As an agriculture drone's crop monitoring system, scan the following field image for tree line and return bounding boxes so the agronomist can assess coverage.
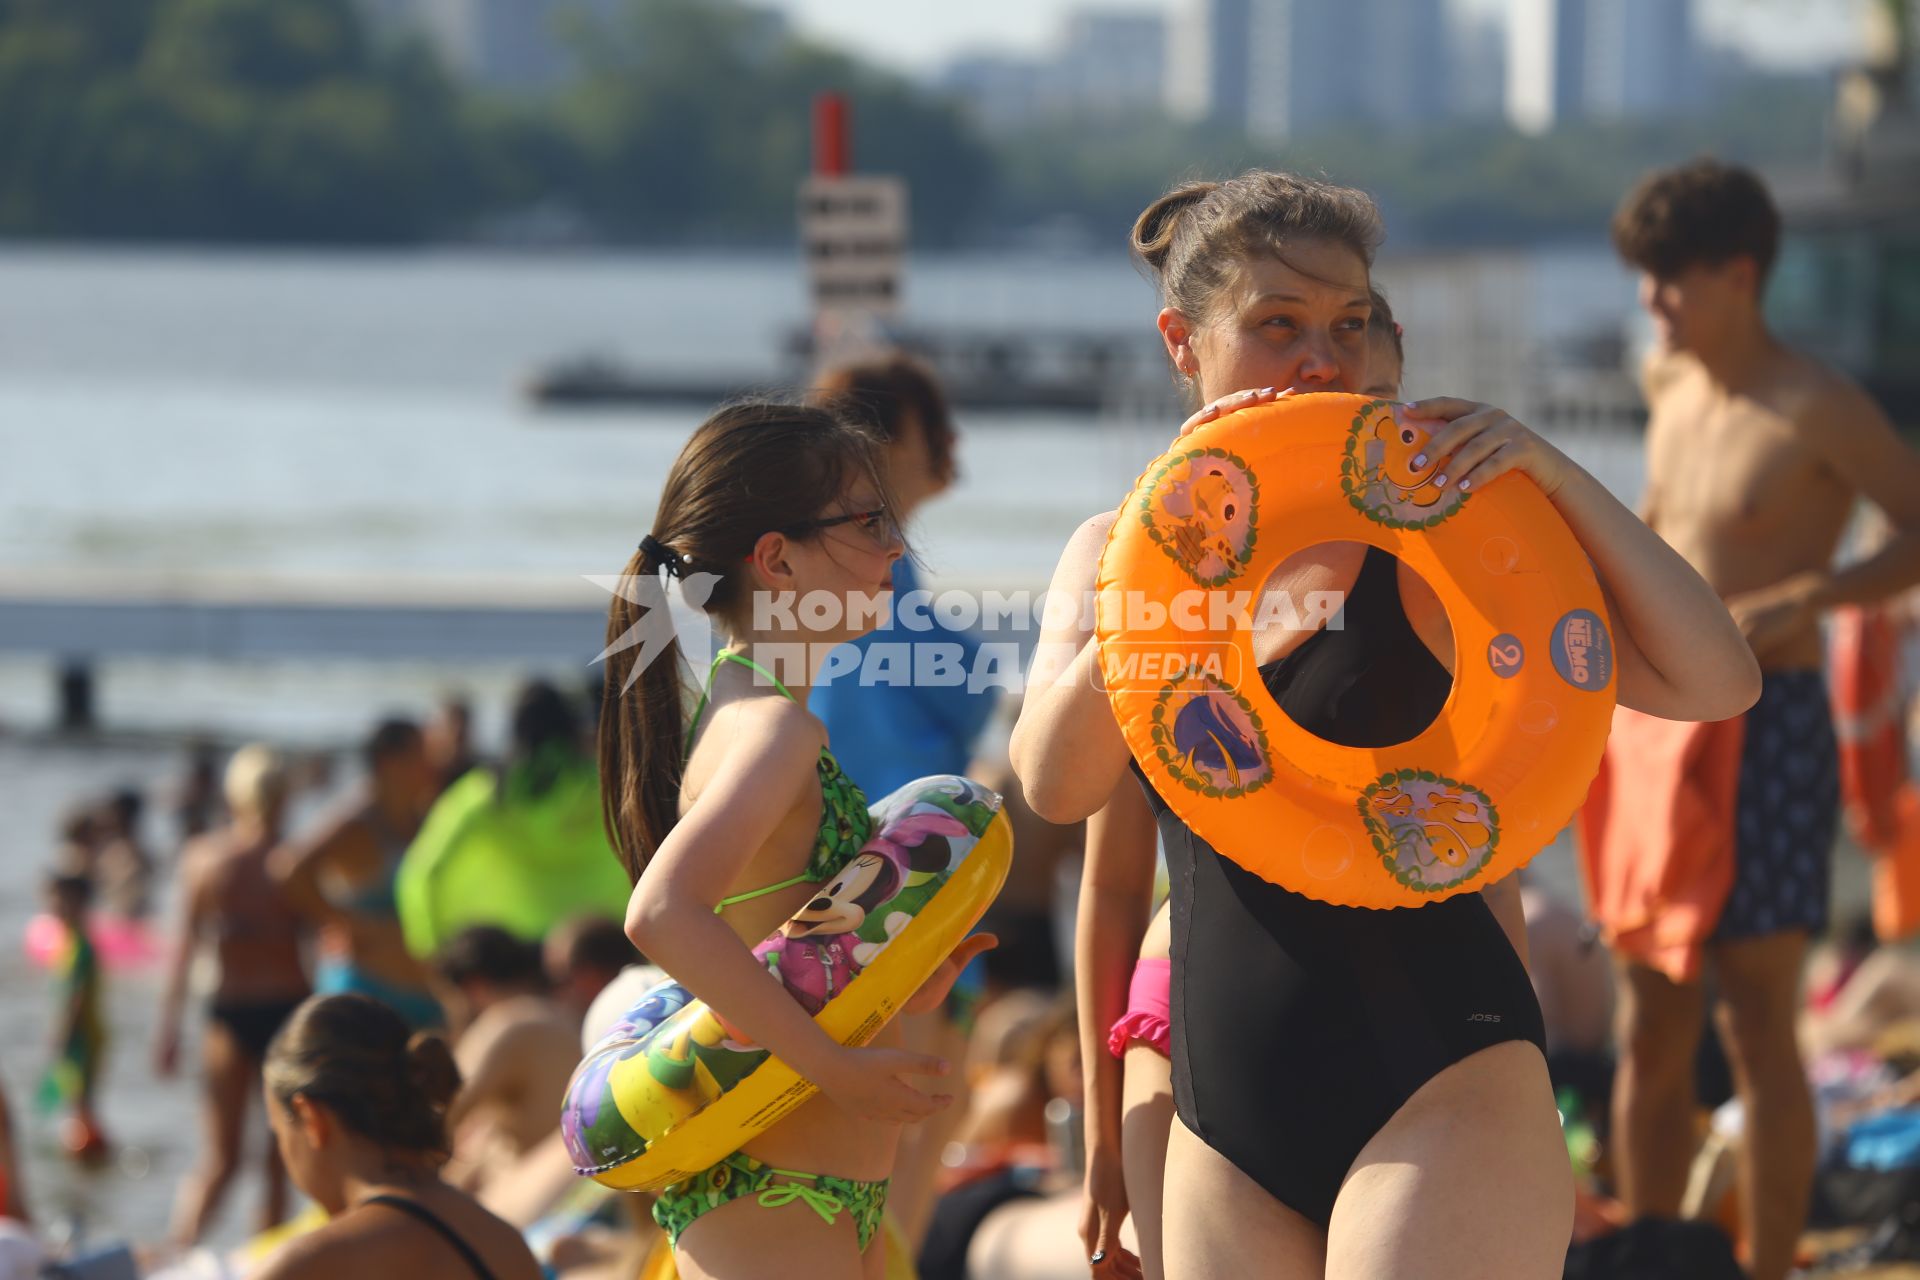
[0,0,1831,248]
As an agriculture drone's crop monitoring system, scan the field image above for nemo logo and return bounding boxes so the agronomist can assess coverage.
[1551,609,1611,692]
[1562,616,1593,683]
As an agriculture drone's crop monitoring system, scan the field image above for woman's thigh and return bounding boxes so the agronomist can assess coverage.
[198,1022,253,1160]
[1327,1041,1571,1280]
[1162,1117,1326,1280]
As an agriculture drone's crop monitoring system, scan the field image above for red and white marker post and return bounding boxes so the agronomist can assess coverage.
[799,92,907,364]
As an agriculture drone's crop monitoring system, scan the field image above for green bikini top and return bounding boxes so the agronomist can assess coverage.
[686,650,873,914]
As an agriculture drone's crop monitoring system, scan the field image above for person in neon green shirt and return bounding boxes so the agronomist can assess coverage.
[397,682,630,961]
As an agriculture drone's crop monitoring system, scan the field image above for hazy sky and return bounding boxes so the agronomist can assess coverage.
[768,0,1867,75]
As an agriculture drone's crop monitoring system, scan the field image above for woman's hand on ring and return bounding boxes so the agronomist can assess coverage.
[1405,397,1574,497]
[1177,386,1293,438]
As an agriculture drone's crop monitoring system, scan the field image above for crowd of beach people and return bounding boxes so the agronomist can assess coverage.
[5,156,1920,1280]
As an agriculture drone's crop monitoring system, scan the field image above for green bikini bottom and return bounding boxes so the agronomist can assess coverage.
[653,1150,890,1252]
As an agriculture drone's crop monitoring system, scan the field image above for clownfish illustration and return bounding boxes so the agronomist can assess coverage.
[1368,786,1493,871]
[1370,789,1415,819]
[1370,413,1447,508]
[1419,794,1492,867]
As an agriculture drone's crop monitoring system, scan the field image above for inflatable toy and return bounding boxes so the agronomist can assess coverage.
[1831,602,1908,852]
[562,775,1010,1191]
[23,913,162,971]
[395,754,631,959]
[1097,393,1615,909]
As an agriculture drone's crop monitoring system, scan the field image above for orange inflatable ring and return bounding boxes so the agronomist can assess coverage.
[1096,392,1616,909]
[1830,603,1908,852]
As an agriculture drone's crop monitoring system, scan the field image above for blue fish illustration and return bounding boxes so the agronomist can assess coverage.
[1173,693,1262,786]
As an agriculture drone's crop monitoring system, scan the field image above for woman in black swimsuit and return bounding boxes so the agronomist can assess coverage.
[1011,171,1763,1278]
[256,994,540,1280]
[156,745,310,1247]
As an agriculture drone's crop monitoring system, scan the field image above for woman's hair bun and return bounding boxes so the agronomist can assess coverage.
[1130,181,1218,276]
[405,1031,462,1112]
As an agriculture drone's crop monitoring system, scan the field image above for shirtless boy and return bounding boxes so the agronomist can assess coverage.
[1608,158,1920,1280]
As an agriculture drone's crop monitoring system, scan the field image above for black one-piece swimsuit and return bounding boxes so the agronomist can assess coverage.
[1135,546,1547,1228]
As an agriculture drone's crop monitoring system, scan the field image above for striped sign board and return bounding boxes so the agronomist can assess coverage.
[799,175,906,318]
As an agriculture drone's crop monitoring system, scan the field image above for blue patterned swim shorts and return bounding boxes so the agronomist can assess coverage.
[1713,669,1840,941]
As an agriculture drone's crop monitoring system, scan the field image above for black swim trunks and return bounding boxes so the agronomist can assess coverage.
[1144,547,1546,1227]
[1712,669,1839,942]
[208,997,306,1062]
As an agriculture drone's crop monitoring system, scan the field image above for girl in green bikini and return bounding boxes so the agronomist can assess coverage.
[599,402,995,1279]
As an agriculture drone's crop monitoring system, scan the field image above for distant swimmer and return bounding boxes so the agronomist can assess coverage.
[95,787,156,923]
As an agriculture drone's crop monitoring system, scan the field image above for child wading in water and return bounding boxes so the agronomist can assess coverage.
[600,403,995,1279]
[42,870,109,1162]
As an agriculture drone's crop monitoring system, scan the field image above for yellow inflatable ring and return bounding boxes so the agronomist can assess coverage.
[561,775,1011,1191]
[1096,392,1615,909]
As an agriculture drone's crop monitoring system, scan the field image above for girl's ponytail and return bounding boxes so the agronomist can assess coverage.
[597,402,890,881]
[599,538,688,882]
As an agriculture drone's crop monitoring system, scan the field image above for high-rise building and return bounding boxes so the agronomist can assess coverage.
[943,8,1167,133]
[1358,0,1447,133]
[1583,0,1699,121]
[1506,0,1586,134]
[1507,0,1701,133]
[939,53,1049,134]
[1449,10,1509,122]
[1166,0,1253,127]
[1243,0,1443,143]
[364,0,638,92]
[1057,9,1168,118]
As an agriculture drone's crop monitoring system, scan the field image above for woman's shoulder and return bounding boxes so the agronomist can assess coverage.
[1074,509,1121,546]
[1040,509,1123,595]
[256,1194,540,1280]
[690,690,830,786]
[717,684,827,744]
[440,1194,545,1280]
[250,1210,399,1279]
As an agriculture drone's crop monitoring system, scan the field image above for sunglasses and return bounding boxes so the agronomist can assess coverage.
[785,506,897,543]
